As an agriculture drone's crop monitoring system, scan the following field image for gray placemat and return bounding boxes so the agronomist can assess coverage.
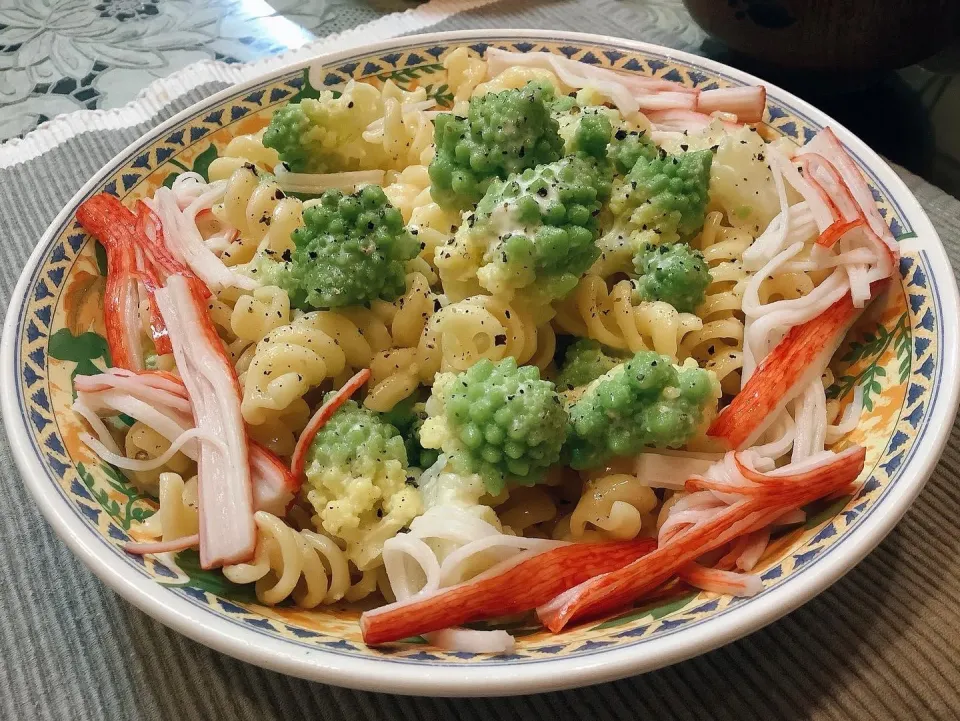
[3,1,960,719]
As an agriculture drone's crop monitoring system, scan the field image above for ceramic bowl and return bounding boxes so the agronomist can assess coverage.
[3,30,959,696]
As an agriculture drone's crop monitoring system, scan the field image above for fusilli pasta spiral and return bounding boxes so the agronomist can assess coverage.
[134,472,199,542]
[418,294,556,380]
[222,511,372,607]
[213,164,302,267]
[241,308,391,425]
[679,212,752,394]
[124,423,193,495]
[554,274,701,361]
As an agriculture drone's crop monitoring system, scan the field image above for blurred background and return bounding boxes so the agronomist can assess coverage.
[1,0,958,194]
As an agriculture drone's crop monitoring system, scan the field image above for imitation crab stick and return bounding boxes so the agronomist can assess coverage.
[76,194,144,370]
[290,368,372,480]
[707,279,888,450]
[816,217,867,249]
[535,447,865,633]
[677,563,762,597]
[155,275,255,568]
[696,85,766,124]
[360,537,657,645]
[75,370,298,517]
[800,127,898,253]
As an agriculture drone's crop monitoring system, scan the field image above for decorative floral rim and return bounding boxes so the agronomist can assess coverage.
[2,30,959,695]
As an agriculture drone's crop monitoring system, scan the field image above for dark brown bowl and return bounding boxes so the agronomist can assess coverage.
[683,0,960,71]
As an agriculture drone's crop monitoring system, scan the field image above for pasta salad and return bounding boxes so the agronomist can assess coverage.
[72,46,897,652]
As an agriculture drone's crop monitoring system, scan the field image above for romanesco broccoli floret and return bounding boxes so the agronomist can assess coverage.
[565,351,720,469]
[556,339,624,391]
[304,398,421,569]
[260,185,418,310]
[569,111,613,159]
[633,242,711,313]
[594,148,713,276]
[419,358,568,495]
[609,128,658,174]
[436,154,610,303]
[428,81,565,211]
[262,82,386,173]
[379,396,439,470]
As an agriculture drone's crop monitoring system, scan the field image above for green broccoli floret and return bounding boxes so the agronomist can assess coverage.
[633,242,711,313]
[305,398,421,569]
[556,339,623,391]
[436,154,610,303]
[565,351,720,469]
[419,358,568,494]
[379,396,439,470]
[261,185,418,310]
[594,148,713,276]
[261,82,387,173]
[570,112,613,159]
[428,81,565,211]
[609,128,658,174]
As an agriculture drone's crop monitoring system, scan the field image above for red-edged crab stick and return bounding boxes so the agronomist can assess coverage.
[76,194,144,370]
[360,537,656,646]
[154,275,255,568]
[708,279,888,450]
[290,368,372,480]
[535,446,865,633]
[76,369,299,519]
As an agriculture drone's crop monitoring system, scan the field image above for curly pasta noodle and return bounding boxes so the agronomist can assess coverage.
[554,275,701,361]
[211,165,302,267]
[418,294,556,380]
[124,423,193,495]
[679,212,752,394]
[383,164,460,275]
[241,309,391,426]
[207,131,279,180]
[554,474,658,541]
[133,472,199,542]
[364,273,437,412]
[443,46,487,102]
[361,81,436,169]
[222,511,373,607]
[495,486,558,536]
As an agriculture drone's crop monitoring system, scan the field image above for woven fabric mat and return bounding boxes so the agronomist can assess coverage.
[2,1,960,718]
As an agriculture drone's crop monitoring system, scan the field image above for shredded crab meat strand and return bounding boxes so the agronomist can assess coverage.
[826,386,864,444]
[74,371,298,514]
[155,275,255,568]
[770,150,835,232]
[290,368,372,480]
[484,47,696,115]
[438,535,568,587]
[146,184,256,292]
[791,380,827,463]
[536,447,865,632]
[677,563,763,596]
[80,428,216,472]
[71,399,121,455]
[696,85,766,123]
[749,411,796,460]
[736,529,771,572]
[75,194,145,370]
[125,534,200,555]
[361,538,656,645]
[80,391,195,455]
[801,127,897,251]
[276,165,386,195]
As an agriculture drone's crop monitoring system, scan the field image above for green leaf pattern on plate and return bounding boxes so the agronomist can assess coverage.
[828,311,911,411]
